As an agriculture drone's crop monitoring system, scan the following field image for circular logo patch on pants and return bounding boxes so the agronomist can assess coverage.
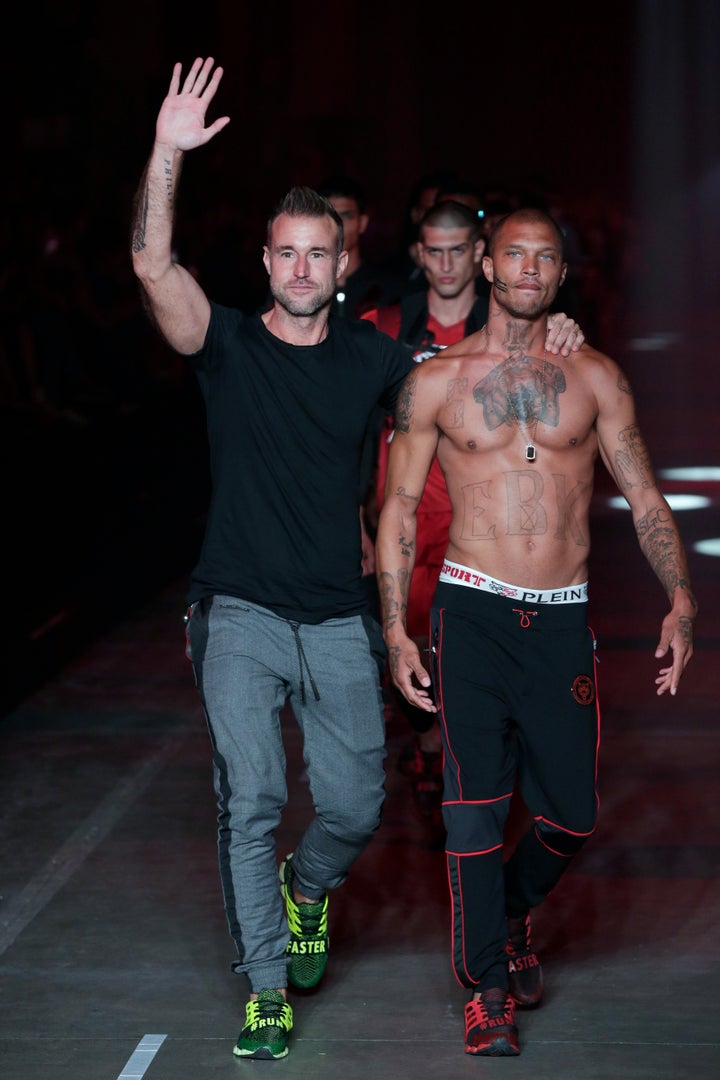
[571,674,595,705]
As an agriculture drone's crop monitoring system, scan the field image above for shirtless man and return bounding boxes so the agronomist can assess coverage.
[364,200,582,839]
[375,208,696,1057]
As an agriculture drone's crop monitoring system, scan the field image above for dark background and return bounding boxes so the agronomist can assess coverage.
[3,0,718,712]
[9,3,636,253]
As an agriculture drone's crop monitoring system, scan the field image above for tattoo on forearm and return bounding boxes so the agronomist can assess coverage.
[131,183,149,254]
[388,644,401,679]
[395,486,421,504]
[635,505,672,540]
[378,568,410,637]
[395,370,418,434]
[399,534,415,557]
[378,571,400,633]
[398,567,410,605]
[636,506,687,597]
[614,425,654,491]
[163,157,174,208]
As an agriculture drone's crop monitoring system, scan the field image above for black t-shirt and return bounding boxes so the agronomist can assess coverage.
[187,305,413,622]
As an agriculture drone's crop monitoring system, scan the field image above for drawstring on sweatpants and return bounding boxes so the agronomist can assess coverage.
[289,622,321,703]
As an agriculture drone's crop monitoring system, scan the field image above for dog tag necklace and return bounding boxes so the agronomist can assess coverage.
[506,356,547,462]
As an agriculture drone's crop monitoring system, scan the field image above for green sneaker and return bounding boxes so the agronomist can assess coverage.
[280,852,329,989]
[233,989,293,1060]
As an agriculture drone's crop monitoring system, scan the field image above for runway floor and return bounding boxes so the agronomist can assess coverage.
[2,477,719,1080]
[2,304,720,1080]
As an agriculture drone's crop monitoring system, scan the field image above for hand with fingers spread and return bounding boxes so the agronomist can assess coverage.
[156,57,231,152]
[131,57,232,356]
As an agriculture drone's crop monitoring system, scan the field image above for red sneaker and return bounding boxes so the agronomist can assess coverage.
[506,913,544,1007]
[464,988,520,1056]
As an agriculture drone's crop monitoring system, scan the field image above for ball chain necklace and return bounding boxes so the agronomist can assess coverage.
[506,355,548,462]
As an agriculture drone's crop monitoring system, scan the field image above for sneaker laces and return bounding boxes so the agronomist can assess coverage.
[506,914,532,957]
[288,896,327,937]
[244,993,292,1032]
[283,857,328,937]
[468,988,513,1025]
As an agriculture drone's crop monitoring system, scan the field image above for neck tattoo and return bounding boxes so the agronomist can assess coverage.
[506,355,548,462]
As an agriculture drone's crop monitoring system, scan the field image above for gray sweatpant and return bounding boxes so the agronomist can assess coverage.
[185,594,387,992]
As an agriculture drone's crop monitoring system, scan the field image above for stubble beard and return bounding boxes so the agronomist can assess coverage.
[270,280,335,318]
[498,285,558,321]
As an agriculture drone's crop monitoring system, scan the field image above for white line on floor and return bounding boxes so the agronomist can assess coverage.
[117,1034,168,1079]
[0,739,182,956]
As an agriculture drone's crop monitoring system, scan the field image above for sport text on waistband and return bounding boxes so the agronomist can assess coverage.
[439,560,588,605]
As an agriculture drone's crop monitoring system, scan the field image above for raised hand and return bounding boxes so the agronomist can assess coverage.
[156,57,230,152]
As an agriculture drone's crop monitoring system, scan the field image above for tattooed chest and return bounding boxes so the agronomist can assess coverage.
[438,352,591,453]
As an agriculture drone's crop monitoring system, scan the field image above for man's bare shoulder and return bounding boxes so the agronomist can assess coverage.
[569,341,613,366]
[411,350,482,403]
[567,342,629,389]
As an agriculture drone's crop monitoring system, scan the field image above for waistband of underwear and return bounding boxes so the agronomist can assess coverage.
[438,560,589,605]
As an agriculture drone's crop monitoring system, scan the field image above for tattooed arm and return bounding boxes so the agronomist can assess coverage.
[131,58,230,354]
[595,359,697,695]
[375,367,441,712]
